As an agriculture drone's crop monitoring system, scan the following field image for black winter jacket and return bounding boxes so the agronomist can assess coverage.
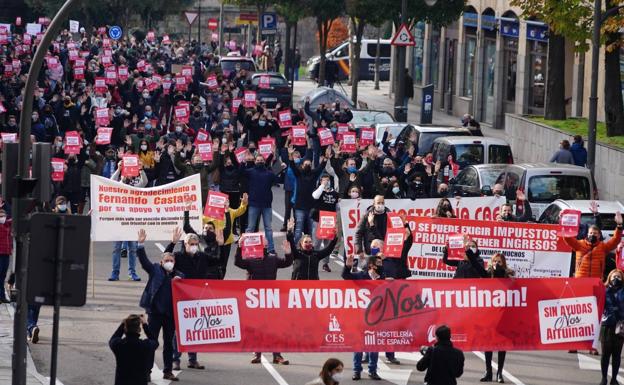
[416,340,464,385]
[234,247,293,280]
[442,247,487,279]
[109,323,158,385]
[288,231,337,280]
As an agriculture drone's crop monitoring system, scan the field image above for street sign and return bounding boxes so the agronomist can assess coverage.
[420,84,434,125]
[108,25,122,40]
[239,12,258,22]
[185,11,198,25]
[208,18,218,30]
[261,12,277,31]
[235,18,258,25]
[390,23,416,46]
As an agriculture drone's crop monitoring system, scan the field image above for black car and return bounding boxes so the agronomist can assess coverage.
[249,73,292,109]
[448,164,507,197]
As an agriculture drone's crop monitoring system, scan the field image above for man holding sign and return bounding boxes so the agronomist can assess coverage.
[563,212,622,278]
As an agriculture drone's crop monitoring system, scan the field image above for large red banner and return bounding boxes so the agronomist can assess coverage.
[173,278,604,353]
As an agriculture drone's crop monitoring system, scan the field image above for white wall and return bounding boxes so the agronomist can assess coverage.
[505,114,624,202]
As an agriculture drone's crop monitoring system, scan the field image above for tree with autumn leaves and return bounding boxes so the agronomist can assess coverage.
[511,0,624,136]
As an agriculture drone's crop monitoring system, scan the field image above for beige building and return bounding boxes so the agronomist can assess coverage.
[406,0,609,129]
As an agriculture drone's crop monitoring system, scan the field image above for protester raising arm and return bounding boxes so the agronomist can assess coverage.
[137,229,155,275]
[164,227,183,253]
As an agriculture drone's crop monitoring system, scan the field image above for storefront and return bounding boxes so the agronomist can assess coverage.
[526,21,549,115]
[480,10,497,124]
[500,13,519,113]
[463,11,478,98]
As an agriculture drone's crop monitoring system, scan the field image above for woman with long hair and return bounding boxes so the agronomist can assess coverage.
[305,358,344,385]
[599,269,624,385]
[481,253,514,383]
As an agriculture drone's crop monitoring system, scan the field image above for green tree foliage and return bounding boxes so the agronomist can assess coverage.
[302,0,345,85]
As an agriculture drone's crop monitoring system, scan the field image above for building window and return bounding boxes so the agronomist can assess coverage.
[428,28,440,88]
[412,22,425,85]
[503,38,518,102]
[528,40,547,112]
[463,36,477,97]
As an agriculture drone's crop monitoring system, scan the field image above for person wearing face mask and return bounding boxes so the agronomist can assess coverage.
[235,235,293,365]
[242,152,285,255]
[599,269,624,385]
[0,209,12,303]
[495,190,532,222]
[354,195,389,260]
[564,212,623,279]
[167,121,189,144]
[287,218,338,280]
[433,198,456,218]
[136,229,183,382]
[279,150,301,231]
[312,174,341,272]
[60,152,83,213]
[154,142,182,186]
[101,147,118,178]
[443,236,488,279]
[305,358,345,385]
[1,115,19,134]
[288,146,328,244]
[481,253,514,383]
[342,254,385,381]
[164,231,216,370]
[30,110,47,142]
[52,196,72,214]
[174,149,220,203]
[329,146,372,199]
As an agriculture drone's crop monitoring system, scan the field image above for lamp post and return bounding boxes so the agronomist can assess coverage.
[588,1,624,175]
[393,0,437,122]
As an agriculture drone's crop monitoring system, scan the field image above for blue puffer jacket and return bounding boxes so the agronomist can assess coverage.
[570,142,588,167]
[601,284,624,327]
[242,164,278,208]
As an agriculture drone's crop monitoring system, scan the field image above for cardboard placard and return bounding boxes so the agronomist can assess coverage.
[174,103,190,123]
[196,142,214,162]
[241,233,265,259]
[203,190,228,220]
[1,132,17,143]
[316,211,337,240]
[559,209,582,237]
[232,98,242,114]
[243,91,256,108]
[122,155,139,177]
[234,147,247,164]
[95,127,113,145]
[51,158,65,182]
[206,74,218,89]
[95,107,110,126]
[337,123,349,140]
[290,126,307,146]
[341,132,356,153]
[94,77,107,94]
[258,75,270,89]
[384,228,405,258]
[258,139,273,160]
[318,128,335,147]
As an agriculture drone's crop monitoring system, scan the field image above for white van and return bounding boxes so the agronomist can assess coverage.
[495,163,597,219]
[307,39,391,81]
[431,137,514,169]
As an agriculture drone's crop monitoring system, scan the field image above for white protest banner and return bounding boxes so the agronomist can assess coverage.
[538,296,599,345]
[405,216,572,279]
[90,174,202,241]
[69,20,79,33]
[26,23,42,36]
[341,197,504,276]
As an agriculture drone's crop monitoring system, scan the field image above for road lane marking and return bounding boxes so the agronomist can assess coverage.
[155,242,165,252]
[473,351,526,385]
[272,210,285,222]
[260,354,290,385]
[578,352,624,382]
[330,254,344,267]
[376,360,413,385]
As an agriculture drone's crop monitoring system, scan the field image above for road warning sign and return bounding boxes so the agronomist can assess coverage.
[391,23,416,46]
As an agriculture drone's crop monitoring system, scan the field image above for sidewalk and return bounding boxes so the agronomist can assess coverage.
[0,303,50,384]
[292,80,508,141]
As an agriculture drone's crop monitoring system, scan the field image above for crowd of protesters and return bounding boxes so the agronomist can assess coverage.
[1,21,624,385]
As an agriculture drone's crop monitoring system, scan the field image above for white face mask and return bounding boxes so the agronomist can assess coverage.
[188,245,199,254]
[350,191,359,199]
[469,247,477,254]
[331,372,344,383]
[374,204,385,213]
[58,204,67,212]
[163,261,174,272]
[140,145,148,151]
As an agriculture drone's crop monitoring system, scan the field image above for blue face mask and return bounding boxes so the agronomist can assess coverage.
[222,119,230,125]
[294,158,302,165]
[347,166,358,174]
[259,120,266,127]
[331,127,337,133]
[145,111,152,117]
[371,247,380,256]
[145,123,152,130]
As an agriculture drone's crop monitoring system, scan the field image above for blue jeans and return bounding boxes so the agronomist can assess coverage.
[172,334,198,363]
[246,206,275,253]
[0,254,9,300]
[354,352,378,373]
[294,209,315,245]
[293,67,299,81]
[112,241,137,276]
[27,303,41,335]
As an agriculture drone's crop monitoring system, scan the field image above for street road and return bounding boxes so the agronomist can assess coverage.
[26,81,617,385]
